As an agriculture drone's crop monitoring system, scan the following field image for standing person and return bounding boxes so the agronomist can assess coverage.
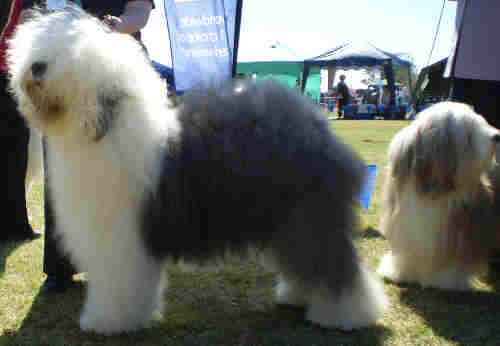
[443,0,500,271]
[40,0,155,294]
[336,74,351,118]
[0,0,42,241]
[84,0,154,42]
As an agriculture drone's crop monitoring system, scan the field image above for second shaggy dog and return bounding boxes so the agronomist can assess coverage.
[377,101,500,290]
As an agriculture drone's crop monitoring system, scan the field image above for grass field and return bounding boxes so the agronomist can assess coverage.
[2,119,500,346]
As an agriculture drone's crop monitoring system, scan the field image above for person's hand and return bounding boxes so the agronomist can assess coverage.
[103,15,122,31]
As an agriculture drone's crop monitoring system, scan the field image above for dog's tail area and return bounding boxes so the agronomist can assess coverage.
[26,128,44,191]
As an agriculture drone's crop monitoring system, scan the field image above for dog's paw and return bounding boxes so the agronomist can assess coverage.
[79,313,102,334]
[376,253,400,282]
[275,280,308,307]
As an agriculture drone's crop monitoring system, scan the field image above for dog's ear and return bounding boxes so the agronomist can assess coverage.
[390,139,414,183]
[84,87,124,141]
[413,120,459,196]
[389,128,417,186]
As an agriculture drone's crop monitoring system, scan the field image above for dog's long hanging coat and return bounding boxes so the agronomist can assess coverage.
[8,6,387,334]
[377,101,500,290]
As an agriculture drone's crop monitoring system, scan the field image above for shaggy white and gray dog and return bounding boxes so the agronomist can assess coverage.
[8,7,387,334]
[377,101,500,290]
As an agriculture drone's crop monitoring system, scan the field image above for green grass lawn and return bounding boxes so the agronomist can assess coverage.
[2,119,500,346]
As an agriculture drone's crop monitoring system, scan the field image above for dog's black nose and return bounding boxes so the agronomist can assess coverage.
[31,61,47,79]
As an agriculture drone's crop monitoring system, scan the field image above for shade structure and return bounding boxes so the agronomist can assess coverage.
[301,42,413,113]
[237,43,322,101]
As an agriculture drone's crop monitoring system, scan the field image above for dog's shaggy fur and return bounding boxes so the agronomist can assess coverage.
[8,7,387,334]
[377,101,500,290]
[25,127,43,190]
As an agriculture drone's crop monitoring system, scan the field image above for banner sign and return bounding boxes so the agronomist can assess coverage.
[47,0,67,11]
[164,0,242,92]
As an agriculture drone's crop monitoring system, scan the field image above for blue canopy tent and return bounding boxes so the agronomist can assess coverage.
[301,42,413,117]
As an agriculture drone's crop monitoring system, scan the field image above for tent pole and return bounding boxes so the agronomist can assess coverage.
[231,0,244,77]
[384,61,396,119]
[301,62,310,93]
[407,67,413,104]
[331,68,338,90]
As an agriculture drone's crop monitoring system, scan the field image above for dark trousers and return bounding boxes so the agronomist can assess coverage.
[451,78,500,129]
[0,71,31,239]
[338,98,348,116]
[452,78,500,264]
[42,140,77,277]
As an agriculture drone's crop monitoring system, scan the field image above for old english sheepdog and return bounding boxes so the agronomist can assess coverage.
[377,101,500,290]
[8,7,387,334]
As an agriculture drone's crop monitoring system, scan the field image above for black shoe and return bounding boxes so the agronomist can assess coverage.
[19,228,42,240]
[39,275,75,295]
[3,226,42,241]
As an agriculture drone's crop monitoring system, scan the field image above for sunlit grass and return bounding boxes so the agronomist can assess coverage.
[2,119,500,345]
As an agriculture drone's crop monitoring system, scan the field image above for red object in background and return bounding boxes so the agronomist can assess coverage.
[0,0,22,71]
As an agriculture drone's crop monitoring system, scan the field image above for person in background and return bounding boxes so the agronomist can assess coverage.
[336,74,351,118]
[0,0,42,241]
[40,0,155,294]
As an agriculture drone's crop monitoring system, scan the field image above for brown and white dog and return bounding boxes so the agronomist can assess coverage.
[377,101,500,290]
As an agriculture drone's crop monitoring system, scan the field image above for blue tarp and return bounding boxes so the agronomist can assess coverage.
[360,164,377,210]
[307,42,412,69]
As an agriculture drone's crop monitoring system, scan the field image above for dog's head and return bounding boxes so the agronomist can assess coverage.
[7,6,165,142]
[389,101,500,197]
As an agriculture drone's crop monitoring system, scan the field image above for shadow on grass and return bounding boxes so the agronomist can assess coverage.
[398,282,500,345]
[487,260,500,289]
[0,239,28,276]
[359,226,385,239]
[1,265,393,346]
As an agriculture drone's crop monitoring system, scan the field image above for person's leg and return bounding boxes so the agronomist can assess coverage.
[338,99,345,118]
[452,78,500,274]
[40,139,77,293]
[0,71,40,241]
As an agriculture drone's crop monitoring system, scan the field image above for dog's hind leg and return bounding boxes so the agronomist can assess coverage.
[306,263,387,330]
[270,206,387,330]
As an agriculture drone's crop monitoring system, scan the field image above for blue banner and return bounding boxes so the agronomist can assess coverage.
[164,0,241,92]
